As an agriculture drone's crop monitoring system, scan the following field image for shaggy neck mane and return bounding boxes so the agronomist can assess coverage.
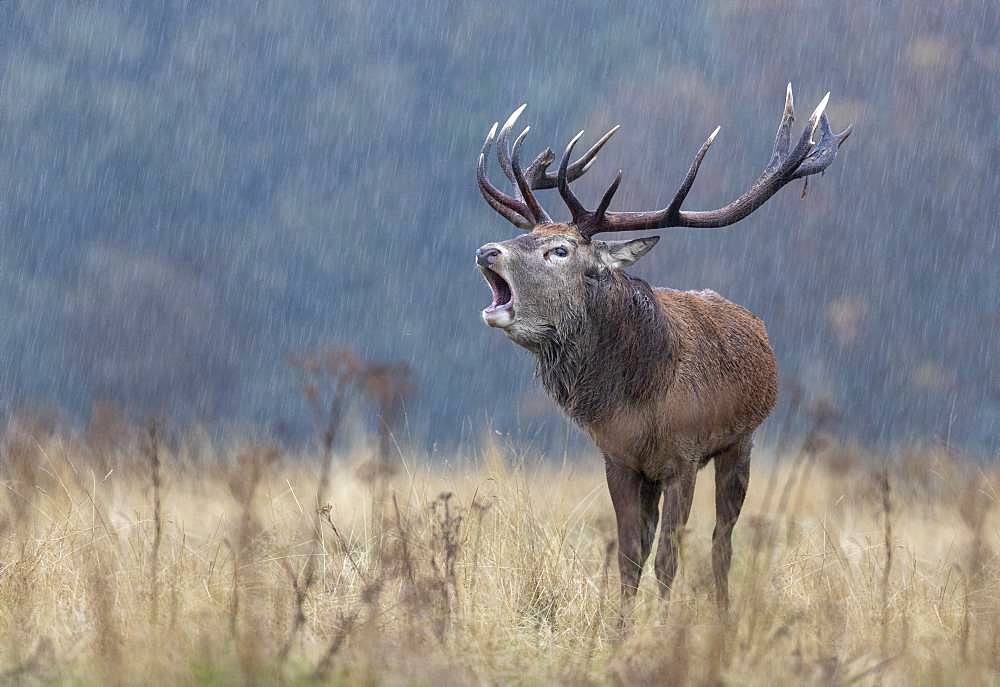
[533,270,674,425]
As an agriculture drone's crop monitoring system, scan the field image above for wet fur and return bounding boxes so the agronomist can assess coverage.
[480,222,777,615]
[532,268,777,480]
[539,270,777,616]
[533,269,672,426]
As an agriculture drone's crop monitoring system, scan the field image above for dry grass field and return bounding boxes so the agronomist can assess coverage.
[1,417,998,686]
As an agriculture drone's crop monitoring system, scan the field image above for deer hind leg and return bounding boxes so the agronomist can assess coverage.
[605,456,661,623]
[712,437,752,615]
[654,465,696,603]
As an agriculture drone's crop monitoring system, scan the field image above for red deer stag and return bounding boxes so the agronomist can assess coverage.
[474,85,851,618]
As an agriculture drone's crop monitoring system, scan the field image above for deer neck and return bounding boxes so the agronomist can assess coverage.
[533,271,675,426]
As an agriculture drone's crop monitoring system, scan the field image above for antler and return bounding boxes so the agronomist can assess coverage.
[477,104,619,229]
[563,84,852,240]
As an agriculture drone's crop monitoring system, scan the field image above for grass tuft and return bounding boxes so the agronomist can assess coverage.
[0,421,997,685]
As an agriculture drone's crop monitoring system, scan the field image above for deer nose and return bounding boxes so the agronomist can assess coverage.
[476,246,502,267]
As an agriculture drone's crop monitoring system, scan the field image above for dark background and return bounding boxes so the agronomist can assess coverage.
[0,2,996,453]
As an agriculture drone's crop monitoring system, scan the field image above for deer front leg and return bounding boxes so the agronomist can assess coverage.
[654,465,696,604]
[605,456,661,627]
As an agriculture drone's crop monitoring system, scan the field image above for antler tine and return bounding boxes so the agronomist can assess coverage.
[477,122,534,230]
[510,127,552,224]
[496,104,527,186]
[835,123,853,147]
[480,175,534,229]
[765,83,795,176]
[495,105,559,213]
[554,130,627,235]
[581,87,851,236]
[523,125,621,190]
[523,147,556,187]
[557,131,589,223]
[665,126,720,218]
[593,170,622,222]
[790,112,850,180]
[567,125,621,178]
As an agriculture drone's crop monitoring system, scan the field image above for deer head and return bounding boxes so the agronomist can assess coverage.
[475,86,851,347]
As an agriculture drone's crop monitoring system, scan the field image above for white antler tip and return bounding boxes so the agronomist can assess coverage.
[807,93,830,144]
[509,126,531,155]
[502,104,527,131]
[708,126,721,144]
[487,122,498,138]
[810,92,830,123]
[785,83,794,112]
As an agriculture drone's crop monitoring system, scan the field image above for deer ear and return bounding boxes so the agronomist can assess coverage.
[598,236,660,269]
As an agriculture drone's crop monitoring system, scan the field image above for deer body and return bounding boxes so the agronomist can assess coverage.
[580,287,777,477]
[473,88,849,617]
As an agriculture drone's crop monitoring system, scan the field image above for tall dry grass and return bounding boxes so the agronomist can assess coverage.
[0,416,998,685]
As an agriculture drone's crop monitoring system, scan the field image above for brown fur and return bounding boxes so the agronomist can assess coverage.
[576,283,777,619]
[589,289,777,470]
[478,222,777,618]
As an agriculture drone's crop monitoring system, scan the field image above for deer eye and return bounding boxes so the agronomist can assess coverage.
[546,246,569,260]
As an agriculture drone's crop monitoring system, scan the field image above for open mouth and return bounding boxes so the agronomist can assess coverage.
[480,266,514,327]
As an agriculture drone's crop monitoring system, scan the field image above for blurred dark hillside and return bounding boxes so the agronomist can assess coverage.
[0,1,996,451]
